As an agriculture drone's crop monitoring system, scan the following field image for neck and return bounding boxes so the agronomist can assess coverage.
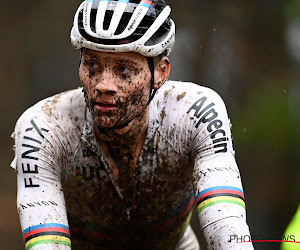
[93,107,149,153]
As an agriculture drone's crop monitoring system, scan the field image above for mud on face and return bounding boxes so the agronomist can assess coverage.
[79,49,152,129]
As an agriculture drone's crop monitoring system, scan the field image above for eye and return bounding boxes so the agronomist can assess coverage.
[87,61,98,69]
[117,65,132,75]
[82,58,100,70]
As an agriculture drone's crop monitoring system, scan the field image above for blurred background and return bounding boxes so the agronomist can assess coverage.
[1,0,299,249]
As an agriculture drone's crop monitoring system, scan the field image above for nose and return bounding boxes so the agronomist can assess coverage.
[95,69,118,94]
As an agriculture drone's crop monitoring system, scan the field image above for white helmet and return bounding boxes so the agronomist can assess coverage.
[70,0,175,57]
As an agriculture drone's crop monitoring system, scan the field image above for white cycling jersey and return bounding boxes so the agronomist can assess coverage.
[12,80,254,250]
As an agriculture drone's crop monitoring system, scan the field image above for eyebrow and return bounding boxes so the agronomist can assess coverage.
[83,53,98,61]
[117,59,139,65]
[83,52,140,66]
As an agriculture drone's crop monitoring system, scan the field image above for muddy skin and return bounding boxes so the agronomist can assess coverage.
[80,49,152,187]
[80,50,151,128]
[95,108,149,190]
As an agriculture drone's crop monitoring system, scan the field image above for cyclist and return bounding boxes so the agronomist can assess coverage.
[11,0,254,249]
[281,204,300,250]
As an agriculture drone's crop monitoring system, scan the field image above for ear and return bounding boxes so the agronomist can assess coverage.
[153,56,170,89]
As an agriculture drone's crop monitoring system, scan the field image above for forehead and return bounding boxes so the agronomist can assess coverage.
[82,49,147,64]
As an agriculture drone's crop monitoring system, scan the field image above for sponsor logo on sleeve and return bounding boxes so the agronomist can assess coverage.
[187,96,228,154]
[18,200,59,212]
[20,119,49,188]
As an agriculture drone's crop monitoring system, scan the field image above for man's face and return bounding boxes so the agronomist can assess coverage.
[79,49,151,129]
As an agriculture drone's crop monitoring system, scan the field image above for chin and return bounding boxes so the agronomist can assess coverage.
[93,116,123,129]
[94,117,116,129]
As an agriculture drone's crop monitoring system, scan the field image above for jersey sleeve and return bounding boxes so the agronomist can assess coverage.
[187,88,254,249]
[12,108,72,250]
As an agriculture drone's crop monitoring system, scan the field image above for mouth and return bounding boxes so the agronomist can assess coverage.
[94,102,119,112]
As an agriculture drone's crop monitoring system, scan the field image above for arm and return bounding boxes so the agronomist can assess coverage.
[13,110,71,250]
[188,89,254,249]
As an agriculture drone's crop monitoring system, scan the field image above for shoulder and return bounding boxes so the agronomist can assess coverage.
[14,88,86,145]
[15,88,85,128]
[12,88,86,170]
[153,80,230,153]
[155,80,227,118]
[156,80,224,106]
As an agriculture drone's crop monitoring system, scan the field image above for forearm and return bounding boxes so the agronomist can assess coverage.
[18,187,71,250]
[189,89,254,249]
[13,114,71,250]
[203,216,253,249]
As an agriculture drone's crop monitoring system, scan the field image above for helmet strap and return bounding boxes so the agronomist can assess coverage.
[146,57,157,105]
[105,57,157,129]
[79,48,83,67]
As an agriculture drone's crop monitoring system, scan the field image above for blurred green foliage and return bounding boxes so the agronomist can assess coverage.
[233,83,299,152]
[285,0,300,21]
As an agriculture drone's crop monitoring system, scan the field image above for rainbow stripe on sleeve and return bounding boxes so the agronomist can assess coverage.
[196,186,245,215]
[23,223,71,250]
